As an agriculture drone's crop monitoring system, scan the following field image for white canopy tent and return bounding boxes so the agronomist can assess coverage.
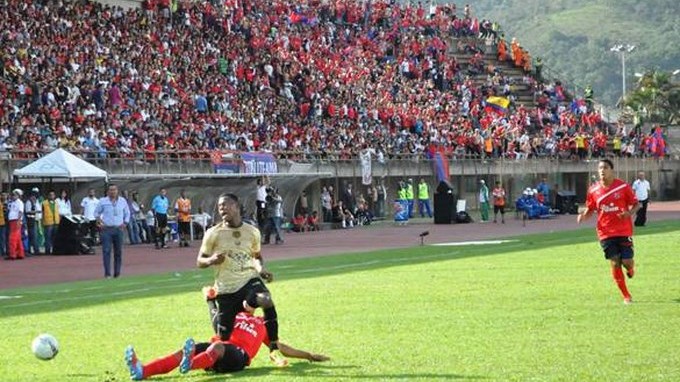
[13,149,108,182]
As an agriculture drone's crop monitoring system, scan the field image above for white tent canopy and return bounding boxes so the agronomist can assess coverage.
[13,149,108,180]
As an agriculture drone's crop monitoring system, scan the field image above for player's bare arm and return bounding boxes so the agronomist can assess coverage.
[277,342,330,362]
[197,252,225,268]
[577,207,594,223]
[253,251,274,282]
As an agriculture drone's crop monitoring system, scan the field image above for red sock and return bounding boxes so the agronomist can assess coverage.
[191,347,219,370]
[143,354,180,378]
[611,267,631,299]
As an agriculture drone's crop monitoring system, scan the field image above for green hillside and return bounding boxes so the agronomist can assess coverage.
[447,0,680,106]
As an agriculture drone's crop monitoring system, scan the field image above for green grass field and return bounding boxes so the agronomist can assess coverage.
[1,222,680,382]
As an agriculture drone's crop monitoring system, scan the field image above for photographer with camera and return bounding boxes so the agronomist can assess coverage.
[255,177,270,231]
[262,187,284,245]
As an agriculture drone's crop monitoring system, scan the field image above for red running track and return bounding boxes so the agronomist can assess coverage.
[1,201,679,289]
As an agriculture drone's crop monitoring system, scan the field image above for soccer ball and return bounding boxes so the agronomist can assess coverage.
[31,334,59,360]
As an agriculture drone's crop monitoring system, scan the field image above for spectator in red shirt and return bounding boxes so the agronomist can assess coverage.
[306,210,320,231]
[577,159,641,304]
[291,214,307,233]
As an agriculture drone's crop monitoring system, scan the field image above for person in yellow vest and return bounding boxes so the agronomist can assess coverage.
[417,178,432,218]
[41,190,60,256]
[0,193,7,259]
[395,181,408,224]
[612,135,622,157]
[397,182,407,201]
[405,178,415,218]
[574,133,586,160]
[174,190,192,247]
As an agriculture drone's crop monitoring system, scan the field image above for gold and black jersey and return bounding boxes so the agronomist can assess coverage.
[200,222,262,294]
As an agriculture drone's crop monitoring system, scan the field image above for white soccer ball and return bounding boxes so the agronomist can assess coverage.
[31,334,59,360]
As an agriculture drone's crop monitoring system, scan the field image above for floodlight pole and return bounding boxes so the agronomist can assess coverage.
[610,44,635,105]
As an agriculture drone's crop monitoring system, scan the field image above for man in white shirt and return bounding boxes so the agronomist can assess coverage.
[8,189,25,260]
[631,172,651,227]
[255,176,269,230]
[81,188,100,244]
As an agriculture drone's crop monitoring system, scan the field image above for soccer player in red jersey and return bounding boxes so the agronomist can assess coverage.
[577,159,641,304]
[124,308,329,380]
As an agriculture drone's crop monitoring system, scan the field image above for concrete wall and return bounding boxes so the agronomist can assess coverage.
[94,0,143,9]
[71,174,327,221]
[5,157,677,222]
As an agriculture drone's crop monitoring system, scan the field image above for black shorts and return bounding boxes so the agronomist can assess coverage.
[155,213,168,230]
[494,205,505,214]
[179,221,190,235]
[600,236,634,260]
[195,342,249,373]
[215,278,269,339]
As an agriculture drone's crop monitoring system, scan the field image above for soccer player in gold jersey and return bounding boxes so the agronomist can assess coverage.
[197,193,287,367]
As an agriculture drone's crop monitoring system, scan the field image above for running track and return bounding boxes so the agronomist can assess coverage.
[1,202,679,289]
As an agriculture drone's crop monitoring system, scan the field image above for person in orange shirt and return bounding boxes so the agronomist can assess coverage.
[174,190,192,248]
[0,193,7,259]
[523,51,532,73]
[510,38,520,63]
[497,37,507,62]
[484,135,493,158]
[514,47,524,68]
[492,181,506,224]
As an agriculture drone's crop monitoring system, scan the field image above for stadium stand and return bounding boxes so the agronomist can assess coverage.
[0,0,667,163]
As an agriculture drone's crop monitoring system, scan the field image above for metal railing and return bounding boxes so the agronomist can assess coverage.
[1,148,668,163]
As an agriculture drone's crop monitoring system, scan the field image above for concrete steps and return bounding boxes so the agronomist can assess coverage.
[447,37,576,110]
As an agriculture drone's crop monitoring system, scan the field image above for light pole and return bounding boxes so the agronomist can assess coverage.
[610,44,635,105]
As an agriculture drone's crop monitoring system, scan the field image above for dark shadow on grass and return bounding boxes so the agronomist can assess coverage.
[1,221,679,318]
[147,363,486,380]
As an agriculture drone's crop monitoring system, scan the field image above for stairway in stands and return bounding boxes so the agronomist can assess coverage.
[447,37,536,110]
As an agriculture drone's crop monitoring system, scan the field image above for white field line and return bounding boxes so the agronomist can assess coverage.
[287,252,460,274]
[15,273,204,295]
[1,235,588,309]
[1,283,195,309]
[431,240,518,246]
[1,251,463,309]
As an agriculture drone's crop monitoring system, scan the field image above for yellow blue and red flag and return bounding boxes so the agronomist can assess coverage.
[485,96,510,114]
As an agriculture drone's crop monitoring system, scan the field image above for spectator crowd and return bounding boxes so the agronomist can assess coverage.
[0,185,211,260]
[0,0,667,164]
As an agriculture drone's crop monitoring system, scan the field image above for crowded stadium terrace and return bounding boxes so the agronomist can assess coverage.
[0,0,660,162]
